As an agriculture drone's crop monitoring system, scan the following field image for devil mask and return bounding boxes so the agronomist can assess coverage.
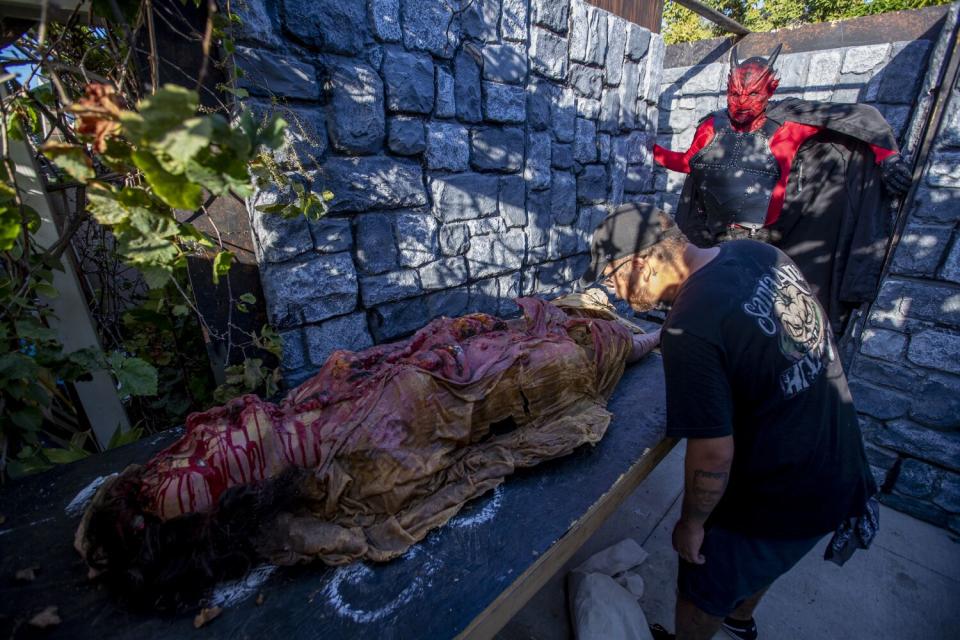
[727,44,782,129]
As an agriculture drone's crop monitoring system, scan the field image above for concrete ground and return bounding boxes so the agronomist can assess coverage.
[497,442,960,640]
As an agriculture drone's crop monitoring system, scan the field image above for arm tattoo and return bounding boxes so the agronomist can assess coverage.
[683,469,729,523]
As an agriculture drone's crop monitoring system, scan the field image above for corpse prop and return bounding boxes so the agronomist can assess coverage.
[75,296,642,607]
[655,44,913,332]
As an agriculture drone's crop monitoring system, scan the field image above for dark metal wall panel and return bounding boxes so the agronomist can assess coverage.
[588,0,664,33]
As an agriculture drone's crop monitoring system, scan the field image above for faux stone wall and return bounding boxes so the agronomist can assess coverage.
[654,40,931,215]
[851,12,960,535]
[227,0,663,386]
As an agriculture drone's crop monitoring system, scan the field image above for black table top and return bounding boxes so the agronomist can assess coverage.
[0,355,668,639]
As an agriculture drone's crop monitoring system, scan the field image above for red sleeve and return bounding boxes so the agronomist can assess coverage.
[653,116,716,174]
[766,121,822,225]
[869,144,897,163]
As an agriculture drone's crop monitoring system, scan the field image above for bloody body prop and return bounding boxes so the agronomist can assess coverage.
[75,297,635,606]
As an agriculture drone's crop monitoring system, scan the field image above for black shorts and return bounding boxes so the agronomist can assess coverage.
[677,525,824,617]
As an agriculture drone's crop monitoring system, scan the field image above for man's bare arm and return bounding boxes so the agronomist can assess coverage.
[681,436,734,525]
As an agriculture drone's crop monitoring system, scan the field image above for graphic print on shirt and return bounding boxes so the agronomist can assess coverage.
[742,263,830,398]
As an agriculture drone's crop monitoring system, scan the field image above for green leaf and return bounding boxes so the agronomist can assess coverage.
[42,143,95,181]
[87,186,132,225]
[239,292,257,304]
[131,150,203,210]
[15,319,58,342]
[34,282,59,299]
[154,116,215,173]
[172,304,189,316]
[212,250,234,285]
[120,85,199,144]
[110,354,158,396]
[0,203,21,251]
[107,424,144,449]
[10,406,43,432]
[139,264,172,289]
[0,352,40,381]
[256,115,287,150]
[43,444,90,464]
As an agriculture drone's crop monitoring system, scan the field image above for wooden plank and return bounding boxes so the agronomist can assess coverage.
[456,436,677,640]
[0,355,669,639]
[588,0,665,33]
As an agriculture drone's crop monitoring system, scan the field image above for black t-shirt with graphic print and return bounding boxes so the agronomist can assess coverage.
[661,240,876,538]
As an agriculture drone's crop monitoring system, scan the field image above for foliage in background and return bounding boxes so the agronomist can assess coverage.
[662,0,953,44]
[0,1,328,479]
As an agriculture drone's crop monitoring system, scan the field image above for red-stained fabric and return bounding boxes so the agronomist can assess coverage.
[653,116,716,174]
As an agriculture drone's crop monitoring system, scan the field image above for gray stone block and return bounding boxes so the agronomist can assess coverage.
[910,372,960,428]
[849,379,911,421]
[941,233,960,284]
[309,216,353,253]
[891,224,952,277]
[279,327,308,372]
[873,418,960,473]
[262,252,357,328]
[574,117,597,163]
[501,0,528,42]
[471,126,525,172]
[625,162,652,194]
[526,188,552,261]
[850,354,925,392]
[281,0,367,54]
[530,27,568,81]
[912,185,960,223]
[859,327,907,362]
[248,100,328,167]
[235,46,319,100]
[499,175,527,227]
[570,63,603,99]
[569,0,588,63]
[369,296,428,341]
[553,88,577,142]
[425,285,472,319]
[462,0,500,42]
[439,223,470,256]
[355,213,398,275]
[552,142,574,169]
[881,492,949,529]
[466,228,525,278]
[482,42,528,84]
[619,61,641,128]
[305,312,374,366]
[401,0,458,57]
[585,6,607,66]
[577,164,607,204]
[483,81,526,123]
[598,133,611,163]
[933,472,960,513]
[467,215,506,238]
[870,277,960,330]
[470,276,501,316]
[600,89,620,133]
[803,50,843,102]
[640,36,664,104]
[927,150,960,188]
[369,0,402,42]
[366,45,383,70]
[430,173,499,222]
[532,0,568,33]
[625,23,650,61]
[526,132,553,190]
[877,103,912,143]
[314,156,427,213]
[894,458,940,500]
[325,57,384,154]
[419,256,469,290]
[395,211,438,268]
[455,50,483,123]
[527,77,557,131]
[842,43,890,74]
[605,19,626,86]
[383,49,435,114]
[250,187,314,263]
[878,40,931,105]
[498,271,522,316]
[229,0,281,49]
[552,171,577,224]
[426,122,470,171]
[360,268,421,306]
[435,66,456,118]
[387,116,426,155]
[577,97,602,119]
[576,204,608,252]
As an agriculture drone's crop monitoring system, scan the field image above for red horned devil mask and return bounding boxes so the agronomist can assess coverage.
[726,44,782,129]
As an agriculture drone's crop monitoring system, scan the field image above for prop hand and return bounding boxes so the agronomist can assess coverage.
[628,328,661,363]
[672,519,706,565]
[881,153,912,195]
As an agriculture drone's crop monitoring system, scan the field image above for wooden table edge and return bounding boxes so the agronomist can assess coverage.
[455,436,679,640]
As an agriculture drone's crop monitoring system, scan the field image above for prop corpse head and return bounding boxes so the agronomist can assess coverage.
[726,44,783,129]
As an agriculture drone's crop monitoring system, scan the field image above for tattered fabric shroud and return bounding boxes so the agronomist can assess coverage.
[75,296,638,607]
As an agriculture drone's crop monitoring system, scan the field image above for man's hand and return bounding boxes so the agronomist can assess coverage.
[880,153,912,195]
[627,328,661,363]
[672,519,706,565]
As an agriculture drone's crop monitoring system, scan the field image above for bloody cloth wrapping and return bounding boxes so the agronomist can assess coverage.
[75,297,635,602]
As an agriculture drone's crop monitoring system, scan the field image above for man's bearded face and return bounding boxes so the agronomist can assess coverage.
[726,63,779,127]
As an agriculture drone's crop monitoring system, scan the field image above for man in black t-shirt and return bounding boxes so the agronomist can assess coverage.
[580,203,876,640]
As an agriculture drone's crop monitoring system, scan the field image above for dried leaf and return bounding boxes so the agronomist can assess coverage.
[15,566,38,582]
[71,83,124,153]
[193,606,222,628]
[28,606,60,628]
